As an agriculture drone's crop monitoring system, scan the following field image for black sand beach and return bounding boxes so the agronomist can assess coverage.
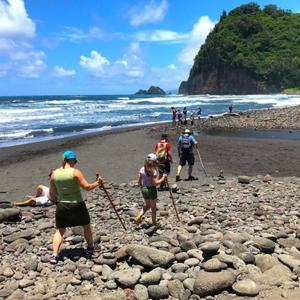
[1,106,300,202]
[1,105,300,300]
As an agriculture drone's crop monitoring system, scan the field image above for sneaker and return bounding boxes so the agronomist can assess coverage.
[176,176,181,182]
[49,254,59,264]
[86,244,103,255]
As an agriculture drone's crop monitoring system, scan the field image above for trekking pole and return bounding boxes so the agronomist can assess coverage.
[164,177,181,223]
[96,174,127,231]
[196,146,208,176]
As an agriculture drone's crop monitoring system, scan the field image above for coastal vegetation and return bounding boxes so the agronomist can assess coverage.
[180,3,300,94]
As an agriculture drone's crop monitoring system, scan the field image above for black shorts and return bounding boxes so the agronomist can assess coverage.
[157,159,171,175]
[56,201,90,228]
[180,153,195,166]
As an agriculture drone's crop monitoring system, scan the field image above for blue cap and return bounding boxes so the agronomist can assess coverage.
[63,150,77,161]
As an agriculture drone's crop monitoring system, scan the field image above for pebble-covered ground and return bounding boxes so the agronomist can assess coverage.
[1,173,300,300]
[198,105,300,131]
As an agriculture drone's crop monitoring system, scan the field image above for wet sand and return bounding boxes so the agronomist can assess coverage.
[1,121,300,203]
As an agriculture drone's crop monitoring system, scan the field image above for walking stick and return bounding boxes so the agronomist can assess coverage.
[96,174,127,231]
[164,177,181,223]
[195,146,208,176]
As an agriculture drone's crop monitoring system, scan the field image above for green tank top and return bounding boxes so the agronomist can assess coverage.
[54,168,83,203]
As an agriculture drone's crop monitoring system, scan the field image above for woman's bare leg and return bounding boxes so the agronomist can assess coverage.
[135,200,151,223]
[14,198,36,206]
[150,200,157,225]
[83,224,93,248]
[52,228,66,254]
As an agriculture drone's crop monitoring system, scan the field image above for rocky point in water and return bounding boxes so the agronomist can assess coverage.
[135,86,166,95]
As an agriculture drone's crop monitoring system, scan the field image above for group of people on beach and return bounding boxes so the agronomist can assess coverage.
[15,128,199,264]
[171,106,202,126]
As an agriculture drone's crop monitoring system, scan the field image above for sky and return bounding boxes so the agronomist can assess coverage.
[0,0,299,95]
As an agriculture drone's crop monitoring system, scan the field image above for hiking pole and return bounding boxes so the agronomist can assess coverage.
[96,174,127,231]
[164,177,181,223]
[195,146,208,176]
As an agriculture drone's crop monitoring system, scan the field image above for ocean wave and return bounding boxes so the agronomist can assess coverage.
[45,99,82,105]
[117,97,130,100]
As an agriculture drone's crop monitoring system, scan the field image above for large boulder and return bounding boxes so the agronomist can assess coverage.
[0,208,21,223]
[3,229,38,243]
[111,268,141,288]
[193,269,236,296]
[126,244,175,269]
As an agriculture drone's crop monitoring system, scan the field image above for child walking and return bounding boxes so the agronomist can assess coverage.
[135,153,167,227]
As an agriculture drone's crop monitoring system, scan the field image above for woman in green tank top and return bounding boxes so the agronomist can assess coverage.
[49,150,103,264]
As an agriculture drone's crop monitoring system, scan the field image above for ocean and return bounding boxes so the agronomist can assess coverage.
[1,93,300,148]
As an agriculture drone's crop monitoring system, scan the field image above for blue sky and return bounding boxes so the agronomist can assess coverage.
[0,0,299,95]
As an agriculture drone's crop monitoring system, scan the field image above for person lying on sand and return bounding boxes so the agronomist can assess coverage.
[14,171,55,207]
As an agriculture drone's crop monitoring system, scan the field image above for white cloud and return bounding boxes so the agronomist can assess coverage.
[79,51,110,77]
[17,51,46,78]
[178,16,215,66]
[0,0,46,78]
[130,0,168,26]
[80,43,144,79]
[0,0,35,39]
[59,26,104,42]
[53,66,76,77]
[134,30,188,43]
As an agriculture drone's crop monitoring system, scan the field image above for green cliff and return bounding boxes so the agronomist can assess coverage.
[180,3,300,94]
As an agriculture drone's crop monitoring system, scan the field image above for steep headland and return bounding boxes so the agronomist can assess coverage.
[180,3,300,95]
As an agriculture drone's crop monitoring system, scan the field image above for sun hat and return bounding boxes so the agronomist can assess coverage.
[184,129,190,134]
[147,153,157,161]
[63,150,78,161]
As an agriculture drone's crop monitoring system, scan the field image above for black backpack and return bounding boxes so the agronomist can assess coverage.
[181,135,191,153]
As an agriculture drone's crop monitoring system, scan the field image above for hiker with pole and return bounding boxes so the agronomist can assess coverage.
[176,129,198,182]
[134,153,167,228]
[49,150,103,264]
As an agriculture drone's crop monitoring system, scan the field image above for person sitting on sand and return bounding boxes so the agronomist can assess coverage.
[176,129,198,182]
[48,150,103,264]
[155,133,173,190]
[134,153,167,228]
[15,171,55,207]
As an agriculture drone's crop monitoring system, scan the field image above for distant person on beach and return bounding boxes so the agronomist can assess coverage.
[183,107,188,125]
[197,107,202,119]
[176,129,198,182]
[49,150,103,264]
[190,112,195,126]
[229,104,233,113]
[171,107,177,125]
[177,109,183,125]
[155,134,173,190]
[15,171,55,207]
[135,153,167,228]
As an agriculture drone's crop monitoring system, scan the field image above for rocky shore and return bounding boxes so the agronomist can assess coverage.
[1,174,300,299]
[198,105,300,131]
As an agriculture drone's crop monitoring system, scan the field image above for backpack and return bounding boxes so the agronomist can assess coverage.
[156,142,168,162]
[181,135,191,153]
